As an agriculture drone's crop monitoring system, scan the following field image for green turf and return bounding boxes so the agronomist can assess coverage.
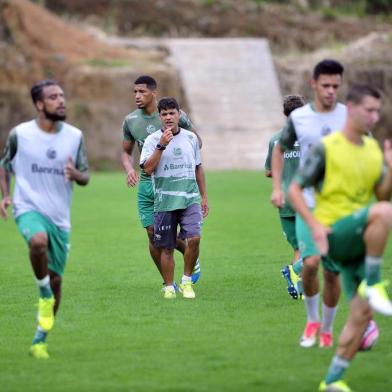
[1,172,391,391]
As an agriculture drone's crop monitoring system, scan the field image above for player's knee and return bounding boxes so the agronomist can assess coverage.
[187,237,200,249]
[303,256,320,274]
[30,233,48,253]
[370,202,392,227]
[323,269,339,286]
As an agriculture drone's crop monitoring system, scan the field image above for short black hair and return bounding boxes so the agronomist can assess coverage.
[313,59,344,80]
[134,75,157,90]
[283,94,306,117]
[158,97,179,113]
[31,79,60,104]
[346,84,382,104]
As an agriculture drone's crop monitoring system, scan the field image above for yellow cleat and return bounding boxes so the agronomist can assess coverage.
[163,286,176,299]
[358,280,392,316]
[180,281,196,299]
[29,343,50,360]
[319,380,352,392]
[37,296,55,331]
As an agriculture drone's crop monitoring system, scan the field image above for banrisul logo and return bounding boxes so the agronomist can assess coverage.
[146,125,156,134]
[173,147,182,156]
[46,148,57,160]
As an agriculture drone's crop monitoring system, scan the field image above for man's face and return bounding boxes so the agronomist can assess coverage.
[311,74,342,110]
[134,84,156,109]
[349,95,381,133]
[37,85,66,121]
[159,107,180,130]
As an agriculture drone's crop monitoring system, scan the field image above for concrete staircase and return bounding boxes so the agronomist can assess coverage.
[166,38,284,170]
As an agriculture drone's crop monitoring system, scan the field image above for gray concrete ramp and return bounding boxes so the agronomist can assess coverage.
[167,38,284,170]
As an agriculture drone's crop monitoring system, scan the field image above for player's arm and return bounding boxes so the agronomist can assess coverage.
[264,138,276,178]
[121,121,139,187]
[179,110,203,149]
[271,118,297,207]
[140,129,172,175]
[375,140,392,201]
[196,163,208,218]
[288,143,330,255]
[0,129,17,219]
[65,136,90,186]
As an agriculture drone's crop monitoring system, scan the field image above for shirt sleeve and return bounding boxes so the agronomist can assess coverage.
[179,110,194,131]
[122,119,135,142]
[0,128,17,171]
[195,137,201,166]
[140,135,156,167]
[264,138,277,171]
[75,135,89,172]
[279,117,297,152]
[294,143,326,189]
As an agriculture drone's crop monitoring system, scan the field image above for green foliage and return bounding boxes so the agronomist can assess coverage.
[1,172,392,391]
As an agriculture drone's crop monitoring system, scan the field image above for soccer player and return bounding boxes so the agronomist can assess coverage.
[140,97,208,299]
[271,59,346,348]
[121,75,202,288]
[289,84,392,392]
[265,94,306,300]
[0,79,90,359]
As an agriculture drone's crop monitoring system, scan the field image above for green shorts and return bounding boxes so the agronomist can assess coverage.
[137,179,154,228]
[16,211,70,276]
[296,214,339,273]
[279,216,298,250]
[328,207,370,299]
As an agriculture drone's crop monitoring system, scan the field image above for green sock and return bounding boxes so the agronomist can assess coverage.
[325,355,350,384]
[365,255,381,286]
[36,276,53,298]
[292,258,303,275]
[32,327,48,345]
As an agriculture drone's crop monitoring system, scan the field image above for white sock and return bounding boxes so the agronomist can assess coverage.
[181,275,192,283]
[165,285,175,291]
[36,275,50,287]
[305,293,320,322]
[321,303,338,332]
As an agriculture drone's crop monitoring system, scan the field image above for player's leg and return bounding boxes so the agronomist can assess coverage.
[176,236,201,284]
[178,204,202,299]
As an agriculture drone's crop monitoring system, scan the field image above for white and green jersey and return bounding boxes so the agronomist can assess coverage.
[140,128,201,212]
[279,102,347,208]
[0,120,89,230]
[122,108,194,181]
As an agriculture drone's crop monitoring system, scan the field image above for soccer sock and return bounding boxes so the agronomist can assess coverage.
[181,275,192,283]
[292,258,303,276]
[36,275,53,298]
[32,326,48,345]
[365,255,382,286]
[325,355,350,384]
[305,293,320,323]
[321,303,338,333]
[165,285,175,291]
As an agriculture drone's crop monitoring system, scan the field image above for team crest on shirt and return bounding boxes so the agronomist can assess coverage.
[46,148,57,160]
[173,147,182,156]
[321,125,332,136]
[146,125,156,134]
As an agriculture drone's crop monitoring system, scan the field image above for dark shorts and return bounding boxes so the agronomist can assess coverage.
[279,216,298,250]
[153,203,202,249]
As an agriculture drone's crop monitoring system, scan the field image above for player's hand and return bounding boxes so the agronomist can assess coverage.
[160,128,173,146]
[64,156,78,182]
[310,221,331,256]
[126,168,139,187]
[271,189,285,208]
[384,139,392,169]
[201,196,209,218]
[0,196,12,220]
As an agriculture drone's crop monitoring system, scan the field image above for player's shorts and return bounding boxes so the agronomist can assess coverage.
[137,179,154,228]
[296,214,339,273]
[279,215,298,250]
[153,203,202,249]
[327,206,370,299]
[16,211,70,276]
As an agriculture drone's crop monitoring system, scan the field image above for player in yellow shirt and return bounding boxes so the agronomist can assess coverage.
[289,84,392,392]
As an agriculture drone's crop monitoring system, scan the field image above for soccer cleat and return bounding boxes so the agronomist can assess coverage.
[319,331,333,348]
[358,280,392,316]
[29,343,50,360]
[359,319,379,351]
[191,258,201,284]
[180,281,196,299]
[319,380,352,392]
[281,265,300,300]
[163,286,176,299]
[37,296,55,332]
[300,321,321,348]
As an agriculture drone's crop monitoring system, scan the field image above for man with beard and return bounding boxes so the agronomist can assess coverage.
[0,79,90,359]
[121,75,202,289]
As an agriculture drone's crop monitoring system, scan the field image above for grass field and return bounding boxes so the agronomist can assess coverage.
[1,171,392,391]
